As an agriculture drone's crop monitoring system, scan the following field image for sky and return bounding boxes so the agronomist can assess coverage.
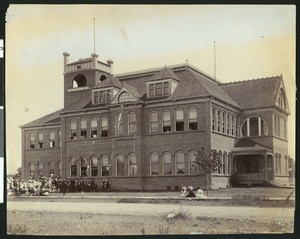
[5,5,295,174]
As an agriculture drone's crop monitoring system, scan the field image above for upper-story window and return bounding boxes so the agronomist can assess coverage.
[175,108,184,131]
[163,110,171,132]
[70,120,77,140]
[73,74,87,88]
[101,155,109,177]
[93,90,112,104]
[58,130,62,147]
[80,156,88,177]
[277,88,286,110]
[38,132,44,148]
[150,152,159,175]
[116,154,125,176]
[91,118,98,138]
[149,111,159,133]
[241,116,268,137]
[216,110,220,132]
[128,112,137,134]
[70,157,77,177]
[226,113,230,134]
[91,156,98,177]
[50,131,55,148]
[273,115,287,139]
[119,91,134,103]
[80,119,87,139]
[188,107,197,131]
[222,112,225,133]
[128,153,137,176]
[115,113,124,135]
[101,116,109,137]
[211,108,215,131]
[148,81,170,97]
[30,132,35,149]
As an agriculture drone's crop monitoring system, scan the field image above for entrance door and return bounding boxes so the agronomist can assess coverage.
[266,155,274,181]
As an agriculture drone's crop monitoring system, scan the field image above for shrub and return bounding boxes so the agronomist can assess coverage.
[160,207,191,224]
[8,224,29,235]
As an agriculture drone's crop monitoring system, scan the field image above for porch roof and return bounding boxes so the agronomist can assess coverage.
[232,138,273,155]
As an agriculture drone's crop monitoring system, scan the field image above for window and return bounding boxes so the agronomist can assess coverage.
[285,155,288,175]
[222,112,225,133]
[155,83,163,96]
[216,110,220,132]
[93,90,112,104]
[80,119,87,139]
[91,156,98,177]
[278,154,282,175]
[241,117,268,137]
[73,74,87,88]
[227,153,231,175]
[49,161,55,175]
[91,118,98,138]
[163,152,172,175]
[150,111,158,133]
[163,82,169,95]
[119,91,133,103]
[188,150,197,174]
[29,163,34,177]
[149,84,154,97]
[128,153,137,176]
[231,115,235,136]
[30,132,35,149]
[102,155,109,177]
[101,116,108,137]
[226,114,230,134]
[80,156,88,177]
[150,152,159,175]
[222,153,226,174]
[163,110,171,132]
[115,113,124,135]
[38,163,43,177]
[175,108,184,131]
[70,157,77,177]
[277,88,286,110]
[50,131,55,147]
[70,120,77,140]
[211,108,215,131]
[188,107,197,130]
[275,153,279,175]
[128,112,137,134]
[38,132,44,148]
[176,151,185,174]
[116,154,125,176]
[58,162,62,177]
[58,130,62,147]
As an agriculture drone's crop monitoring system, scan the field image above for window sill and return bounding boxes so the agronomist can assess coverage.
[145,129,204,136]
[67,86,90,93]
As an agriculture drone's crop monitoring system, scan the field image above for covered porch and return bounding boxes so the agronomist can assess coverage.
[231,139,274,186]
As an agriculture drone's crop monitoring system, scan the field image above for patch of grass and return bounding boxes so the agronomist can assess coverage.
[8,224,29,235]
[160,206,192,224]
[228,194,269,206]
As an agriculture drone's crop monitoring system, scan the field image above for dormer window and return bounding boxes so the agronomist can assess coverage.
[277,88,286,110]
[118,91,135,103]
[148,81,170,97]
[93,90,112,104]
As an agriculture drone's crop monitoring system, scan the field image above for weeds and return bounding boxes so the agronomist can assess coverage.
[79,213,94,220]
[8,224,29,235]
[229,194,269,206]
[160,206,192,224]
[140,226,146,235]
[158,226,169,234]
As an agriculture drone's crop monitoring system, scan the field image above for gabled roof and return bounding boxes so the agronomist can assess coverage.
[220,76,282,109]
[123,83,141,99]
[93,75,123,89]
[146,66,180,82]
[21,109,63,128]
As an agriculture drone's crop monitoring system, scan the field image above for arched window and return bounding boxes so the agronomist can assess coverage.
[70,119,77,140]
[150,152,159,175]
[175,151,185,174]
[188,150,197,174]
[30,132,35,149]
[80,118,87,139]
[241,117,268,137]
[115,113,124,135]
[38,162,43,177]
[163,109,171,132]
[278,88,286,110]
[38,132,44,148]
[119,91,133,103]
[189,107,197,131]
[101,116,108,137]
[101,155,109,177]
[73,74,87,88]
[91,118,98,138]
[50,130,55,148]
[128,112,137,134]
[128,153,137,176]
[100,75,107,82]
[149,111,158,133]
[80,156,88,177]
[70,157,77,177]
[162,152,172,175]
[116,154,124,176]
[211,107,215,131]
[175,108,184,131]
[91,156,98,177]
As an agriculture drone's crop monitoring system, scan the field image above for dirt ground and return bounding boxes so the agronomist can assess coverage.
[7,210,293,235]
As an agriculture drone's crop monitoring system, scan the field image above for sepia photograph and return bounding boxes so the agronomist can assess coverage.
[5,4,295,235]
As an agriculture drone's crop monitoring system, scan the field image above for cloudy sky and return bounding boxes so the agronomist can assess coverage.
[5,5,295,174]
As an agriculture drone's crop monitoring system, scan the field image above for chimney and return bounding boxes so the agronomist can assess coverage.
[91,53,98,68]
[63,52,70,72]
[107,60,114,74]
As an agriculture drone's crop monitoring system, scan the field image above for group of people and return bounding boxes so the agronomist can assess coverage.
[180,186,207,199]
[7,175,111,196]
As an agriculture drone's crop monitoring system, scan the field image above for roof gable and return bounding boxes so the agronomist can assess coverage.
[111,84,141,104]
[93,75,123,89]
[146,66,180,82]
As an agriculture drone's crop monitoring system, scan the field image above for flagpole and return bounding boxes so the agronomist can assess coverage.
[93,18,96,54]
[214,41,216,80]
